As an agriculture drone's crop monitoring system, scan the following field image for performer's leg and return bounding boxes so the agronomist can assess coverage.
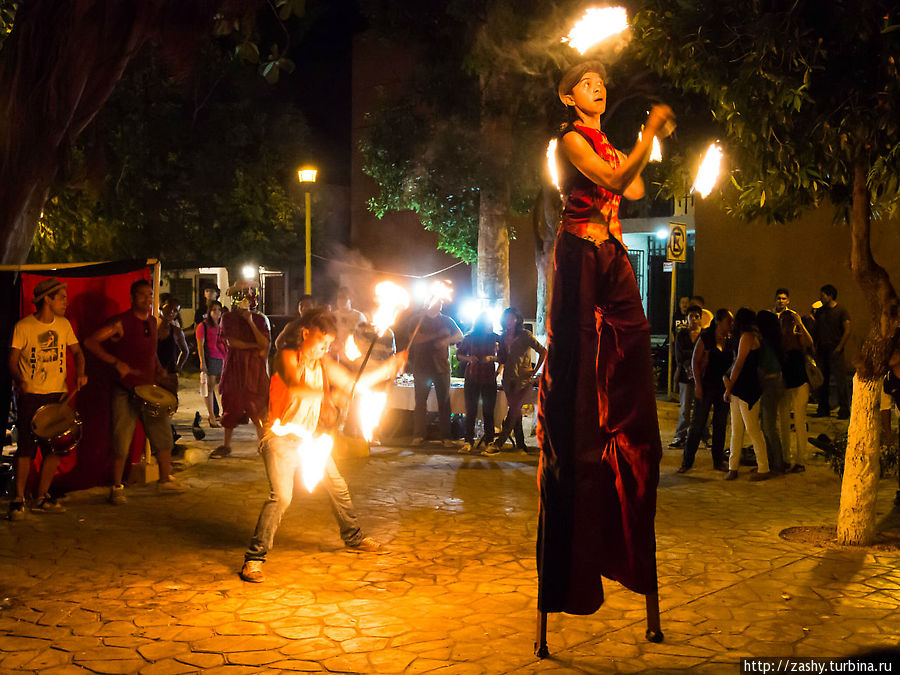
[434,371,452,440]
[727,397,744,473]
[110,386,139,486]
[710,398,729,468]
[739,398,769,474]
[412,372,430,439]
[322,455,363,546]
[143,409,175,483]
[36,454,61,498]
[245,441,297,562]
[681,394,711,469]
[463,380,478,444]
[481,383,497,444]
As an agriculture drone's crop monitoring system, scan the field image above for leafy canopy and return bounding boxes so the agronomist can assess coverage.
[633,0,900,224]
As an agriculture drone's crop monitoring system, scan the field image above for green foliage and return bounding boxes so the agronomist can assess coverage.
[30,44,314,268]
[0,0,16,51]
[633,0,900,224]
[812,433,898,478]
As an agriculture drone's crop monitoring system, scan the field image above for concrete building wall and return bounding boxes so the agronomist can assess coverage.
[694,200,900,361]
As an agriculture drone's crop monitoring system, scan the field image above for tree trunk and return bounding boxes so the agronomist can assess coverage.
[477,189,510,306]
[532,186,560,337]
[836,155,900,545]
[0,0,228,264]
[836,376,882,544]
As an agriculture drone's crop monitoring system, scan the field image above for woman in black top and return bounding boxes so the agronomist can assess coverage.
[724,308,770,481]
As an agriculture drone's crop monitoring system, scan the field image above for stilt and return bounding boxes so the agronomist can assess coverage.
[534,609,549,658]
[645,592,663,643]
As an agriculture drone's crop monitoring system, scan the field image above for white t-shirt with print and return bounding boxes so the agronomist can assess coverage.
[11,314,78,394]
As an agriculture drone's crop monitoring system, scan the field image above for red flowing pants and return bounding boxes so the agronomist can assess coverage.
[537,231,662,615]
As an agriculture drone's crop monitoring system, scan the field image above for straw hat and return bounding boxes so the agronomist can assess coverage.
[32,278,66,305]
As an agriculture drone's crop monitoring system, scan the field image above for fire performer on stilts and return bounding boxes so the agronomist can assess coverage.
[240,309,406,583]
[535,61,675,650]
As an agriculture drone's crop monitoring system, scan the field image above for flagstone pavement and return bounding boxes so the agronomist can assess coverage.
[2,380,899,674]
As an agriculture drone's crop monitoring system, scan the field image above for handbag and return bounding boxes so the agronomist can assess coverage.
[804,353,824,390]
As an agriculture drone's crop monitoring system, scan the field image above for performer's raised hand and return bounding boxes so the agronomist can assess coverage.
[647,104,676,139]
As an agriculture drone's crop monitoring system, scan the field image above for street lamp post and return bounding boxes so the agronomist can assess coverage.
[298,168,317,294]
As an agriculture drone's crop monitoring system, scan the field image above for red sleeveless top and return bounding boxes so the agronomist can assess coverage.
[559,124,623,245]
[108,310,157,388]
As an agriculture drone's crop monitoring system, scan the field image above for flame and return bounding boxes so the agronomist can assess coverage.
[356,386,388,443]
[546,139,561,191]
[372,281,410,337]
[271,419,334,492]
[639,128,663,162]
[427,280,453,309]
[344,335,362,361]
[563,7,629,54]
[692,143,724,198]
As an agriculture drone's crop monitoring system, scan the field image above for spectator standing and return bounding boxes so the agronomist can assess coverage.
[724,308,770,481]
[488,308,547,455]
[778,292,814,472]
[197,300,227,428]
[275,294,317,352]
[85,279,182,503]
[211,281,270,458]
[756,310,785,474]
[408,300,462,447]
[456,314,499,453]
[157,298,189,378]
[678,309,733,473]
[193,285,220,327]
[811,284,851,419]
[670,304,702,448]
[691,295,715,329]
[7,279,87,519]
[333,287,367,359]
[671,296,691,336]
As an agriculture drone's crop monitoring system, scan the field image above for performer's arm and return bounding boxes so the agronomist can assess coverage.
[68,343,88,391]
[691,337,707,400]
[244,312,270,351]
[616,150,646,200]
[562,105,674,194]
[8,348,25,392]
[85,319,136,379]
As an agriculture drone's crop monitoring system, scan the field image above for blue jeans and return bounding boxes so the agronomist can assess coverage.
[674,381,695,442]
[681,391,727,469]
[245,437,362,562]
[413,369,451,439]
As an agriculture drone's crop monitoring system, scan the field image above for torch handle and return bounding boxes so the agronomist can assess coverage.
[403,313,427,353]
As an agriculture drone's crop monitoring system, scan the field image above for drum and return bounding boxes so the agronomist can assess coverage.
[133,385,178,418]
[31,403,83,457]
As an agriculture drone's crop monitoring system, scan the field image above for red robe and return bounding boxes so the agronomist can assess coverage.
[536,125,662,615]
[219,310,270,428]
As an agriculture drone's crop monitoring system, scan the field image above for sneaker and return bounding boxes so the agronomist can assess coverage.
[481,444,500,456]
[240,560,265,583]
[749,471,771,482]
[458,442,473,454]
[676,465,690,474]
[724,470,739,481]
[157,478,186,494]
[209,445,231,459]
[668,438,686,449]
[7,500,25,521]
[33,494,66,513]
[346,536,384,553]
[108,484,127,505]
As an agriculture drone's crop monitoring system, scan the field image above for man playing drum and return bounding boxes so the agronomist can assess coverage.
[85,279,182,504]
[8,278,87,520]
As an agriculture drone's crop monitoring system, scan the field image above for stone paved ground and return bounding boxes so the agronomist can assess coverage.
[1,380,899,674]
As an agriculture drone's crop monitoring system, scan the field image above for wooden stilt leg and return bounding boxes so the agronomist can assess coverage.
[534,610,549,658]
[644,592,663,643]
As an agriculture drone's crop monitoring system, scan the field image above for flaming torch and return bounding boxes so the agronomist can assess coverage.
[343,281,412,435]
[562,7,629,54]
[638,128,663,162]
[344,335,362,361]
[271,419,334,492]
[692,143,723,198]
[546,139,561,192]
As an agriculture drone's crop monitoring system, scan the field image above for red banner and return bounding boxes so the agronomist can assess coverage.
[19,264,153,492]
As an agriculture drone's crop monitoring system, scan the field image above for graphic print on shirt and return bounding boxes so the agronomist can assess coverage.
[28,329,64,385]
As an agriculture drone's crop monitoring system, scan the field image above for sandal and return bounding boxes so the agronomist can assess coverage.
[208,417,222,428]
[210,445,232,459]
